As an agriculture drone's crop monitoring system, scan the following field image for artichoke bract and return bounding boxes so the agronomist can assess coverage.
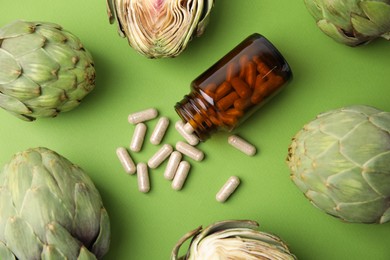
[0,147,110,259]
[287,105,390,223]
[171,220,296,260]
[0,20,95,121]
[304,0,390,46]
[107,0,215,58]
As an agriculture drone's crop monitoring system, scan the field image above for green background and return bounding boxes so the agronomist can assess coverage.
[1,0,390,259]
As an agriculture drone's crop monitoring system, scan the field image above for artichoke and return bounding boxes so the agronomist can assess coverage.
[287,105,390,223]
[303,0,390,46]
[171,220,296,260]
[106,0,215,58]
[0,147,110,259]
[0,20,95,121]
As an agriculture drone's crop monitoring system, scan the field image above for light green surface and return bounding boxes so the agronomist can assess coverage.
[1,1,389,259]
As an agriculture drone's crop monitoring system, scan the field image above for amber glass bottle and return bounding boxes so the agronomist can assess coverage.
[175,33,292,141]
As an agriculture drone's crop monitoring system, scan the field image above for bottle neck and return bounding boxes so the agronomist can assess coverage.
[175,91,219,141]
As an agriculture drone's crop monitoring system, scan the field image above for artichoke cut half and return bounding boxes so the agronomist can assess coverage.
[107,0,215,58]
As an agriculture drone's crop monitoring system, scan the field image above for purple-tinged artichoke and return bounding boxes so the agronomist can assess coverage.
[107,0,215,58]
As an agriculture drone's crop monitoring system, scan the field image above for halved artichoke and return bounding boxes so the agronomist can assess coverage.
[171,220,296,260]
[304,0,390,46]
[107,0,215,58]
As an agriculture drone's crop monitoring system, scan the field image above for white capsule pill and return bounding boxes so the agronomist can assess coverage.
[175,141,204,161]
[130,123,147,152]
[128,108,158,124]
[216,176,240,203]
[137,163,150,193]
[172,161,191,190]
[148,144,173,169]
[228,135,256,156]
[150,117,170,145]
[164,151,182,180]
[116,147,136,174]
[183,122,195,134]
[175,120,199,146]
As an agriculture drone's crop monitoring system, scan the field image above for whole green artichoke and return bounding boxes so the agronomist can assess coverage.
[0,20,95,121]
[107,0,215,58]
[304,0,390,46]
[287,105,390,223]
[171,220,296,260]
[0,147,110,259]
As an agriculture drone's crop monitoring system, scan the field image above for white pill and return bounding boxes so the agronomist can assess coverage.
[175,120,199,146]
[164,151,182,180]
[116,147,136,174]
[150,117,170,145]
[130,123,147,152]
[216,176,240,202]
[228,135,256,156]
[148,144,173,169]
[183,122,195,134]
[175,141,204,161]
[172,161,191,190]
[128,108,158,124]
[137,163,150,193]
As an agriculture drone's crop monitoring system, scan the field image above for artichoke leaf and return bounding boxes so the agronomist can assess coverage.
[0,92,31,115]
[45,222,82,259]
[0,20,35,38]
[316,19,362,46]
[171,225,202,260]
[358,1,390,33]
[0,240,16,260]
[1,76,41,100]
[41,245,67,260]
[336,198,388,223]
[0,48,21,84]
[19,185,73,242]
[77,246,98,260]
[72,183,101,247]
[91,208,111,259]
[1,33,45,57]
[16,48,60,84]
[4,216,43,259]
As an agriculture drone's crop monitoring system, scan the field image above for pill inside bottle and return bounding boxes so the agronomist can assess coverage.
[175,33,292,141]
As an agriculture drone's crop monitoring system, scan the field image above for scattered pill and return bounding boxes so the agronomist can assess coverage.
[116,147,136,174]
[183,122,195,134]
[130,123,147,152]
[175,120,199,146]
[164,151,182,180]
[172,161,191,190]
[150,117,170,145]
[216,176,240,202]
[227,135,256,156]
[128,108,158,124]
[148,144,173,169]
[137,163,150,193]
[175,141,204,161]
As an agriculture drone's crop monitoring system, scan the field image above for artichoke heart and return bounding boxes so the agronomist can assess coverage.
[171,220,296,260]
[304,0,390,46]
[107,0,215,58]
